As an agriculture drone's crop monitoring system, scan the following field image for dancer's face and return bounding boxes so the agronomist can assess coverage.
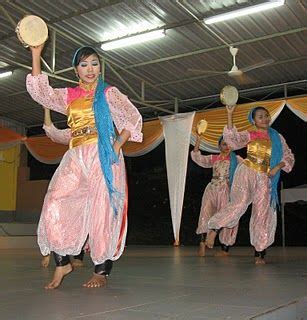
[76,54,100,84]
[253,109,270,129]
[219,140,230,153]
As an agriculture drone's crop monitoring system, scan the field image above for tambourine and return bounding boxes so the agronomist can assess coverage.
[220,85,239,106]
[16,15,48,48]
[196,119,208,135]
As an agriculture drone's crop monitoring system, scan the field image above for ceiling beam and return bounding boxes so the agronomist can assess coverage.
[124,27,307,70]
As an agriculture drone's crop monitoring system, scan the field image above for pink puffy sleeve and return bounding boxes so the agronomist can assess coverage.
[223,126,250,150]
[191,151,213,168]
[279,134,295,173]
[43,124,71,145]
[26,74,68,115]
[105,86,143,142]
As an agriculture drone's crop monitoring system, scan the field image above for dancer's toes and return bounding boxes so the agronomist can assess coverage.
[205,230,217,248]
[83,274,107,288]
[215,251,230,257]
[44,264,73,289]
[255,257,266,265]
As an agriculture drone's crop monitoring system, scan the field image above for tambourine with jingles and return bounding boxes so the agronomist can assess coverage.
[220,85,239,106]
[196,119,208,135]
[16,15,48,48]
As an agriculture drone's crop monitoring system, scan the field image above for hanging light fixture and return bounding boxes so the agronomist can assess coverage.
[0,71,13,78]
[204,0,285,24]
[101,29,166,51]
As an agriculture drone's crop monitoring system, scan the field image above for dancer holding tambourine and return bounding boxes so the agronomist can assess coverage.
[21,15,143,289]
[205,99,294,264]
[192,117,240,257]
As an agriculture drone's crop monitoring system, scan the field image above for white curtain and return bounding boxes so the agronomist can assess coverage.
[286,102,307,122]
[160,112,195,243]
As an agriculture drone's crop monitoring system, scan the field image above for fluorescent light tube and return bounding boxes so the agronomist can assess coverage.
[0,71,12,78]
[101,29,166,51]
[204,0,285,24]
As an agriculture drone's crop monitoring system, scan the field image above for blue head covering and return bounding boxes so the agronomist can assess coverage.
[72,46,92,67]
[218,136,238,188]
[248,107,283,209]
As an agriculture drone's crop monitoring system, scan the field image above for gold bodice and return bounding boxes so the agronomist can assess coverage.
[67,96,98,148]
[243,138,271,173]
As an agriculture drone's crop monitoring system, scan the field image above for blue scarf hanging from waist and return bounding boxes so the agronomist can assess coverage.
[93,77,121,215]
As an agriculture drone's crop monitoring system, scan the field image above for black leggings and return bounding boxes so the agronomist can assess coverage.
[254,250,266,259]
[53,252,113,276]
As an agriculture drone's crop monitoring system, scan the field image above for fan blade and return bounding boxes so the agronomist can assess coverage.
[233,73,258,85]
[187,68,227,75]
[241,59,275,73]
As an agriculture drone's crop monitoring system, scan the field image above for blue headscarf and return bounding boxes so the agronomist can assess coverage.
[218,136,238,188]
[248,107,283,209]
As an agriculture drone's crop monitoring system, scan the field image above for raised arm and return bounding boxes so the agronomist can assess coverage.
[191,150,213,169]
[26,44,68,114]
[223,126,250,150]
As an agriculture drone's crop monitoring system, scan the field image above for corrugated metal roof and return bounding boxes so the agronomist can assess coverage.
[0,0,306,127]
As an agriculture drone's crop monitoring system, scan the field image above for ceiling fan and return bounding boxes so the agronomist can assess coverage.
[188,46,274,85]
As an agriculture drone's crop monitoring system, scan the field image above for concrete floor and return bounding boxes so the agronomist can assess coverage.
[0,246,306,320]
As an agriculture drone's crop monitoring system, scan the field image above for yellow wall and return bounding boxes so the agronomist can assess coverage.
[0,145,20,211]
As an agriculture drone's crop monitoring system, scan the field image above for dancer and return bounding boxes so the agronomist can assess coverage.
[206,105,294,264]
[41,108,85,268]
[26,44,142,288]
[191,134,239,257]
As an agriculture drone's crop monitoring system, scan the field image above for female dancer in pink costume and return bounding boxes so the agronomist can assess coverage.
[206,105,294,264]
[26,45,142,289]
[191,134,240,257]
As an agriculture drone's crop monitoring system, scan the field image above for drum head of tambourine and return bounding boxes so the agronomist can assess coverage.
[197,119,208,135]
[17,15,48,47]
[220,85,239,106]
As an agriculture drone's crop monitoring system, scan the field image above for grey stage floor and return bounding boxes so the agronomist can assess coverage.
[0,246,306,320]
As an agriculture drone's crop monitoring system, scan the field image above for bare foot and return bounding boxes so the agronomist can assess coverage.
[215,250,230,257]
[72,259,84,268]
[205,230,217,248]
[255,257,266,265]
[173,240,180,247]
[83,273,107,288]
[198,242,206,257]
[45,264,73,290]
[41,255,50,268]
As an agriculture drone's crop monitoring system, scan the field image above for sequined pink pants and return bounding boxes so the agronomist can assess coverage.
[37,143,128,265]
[208,163,276,251]
[196,181,238,246]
